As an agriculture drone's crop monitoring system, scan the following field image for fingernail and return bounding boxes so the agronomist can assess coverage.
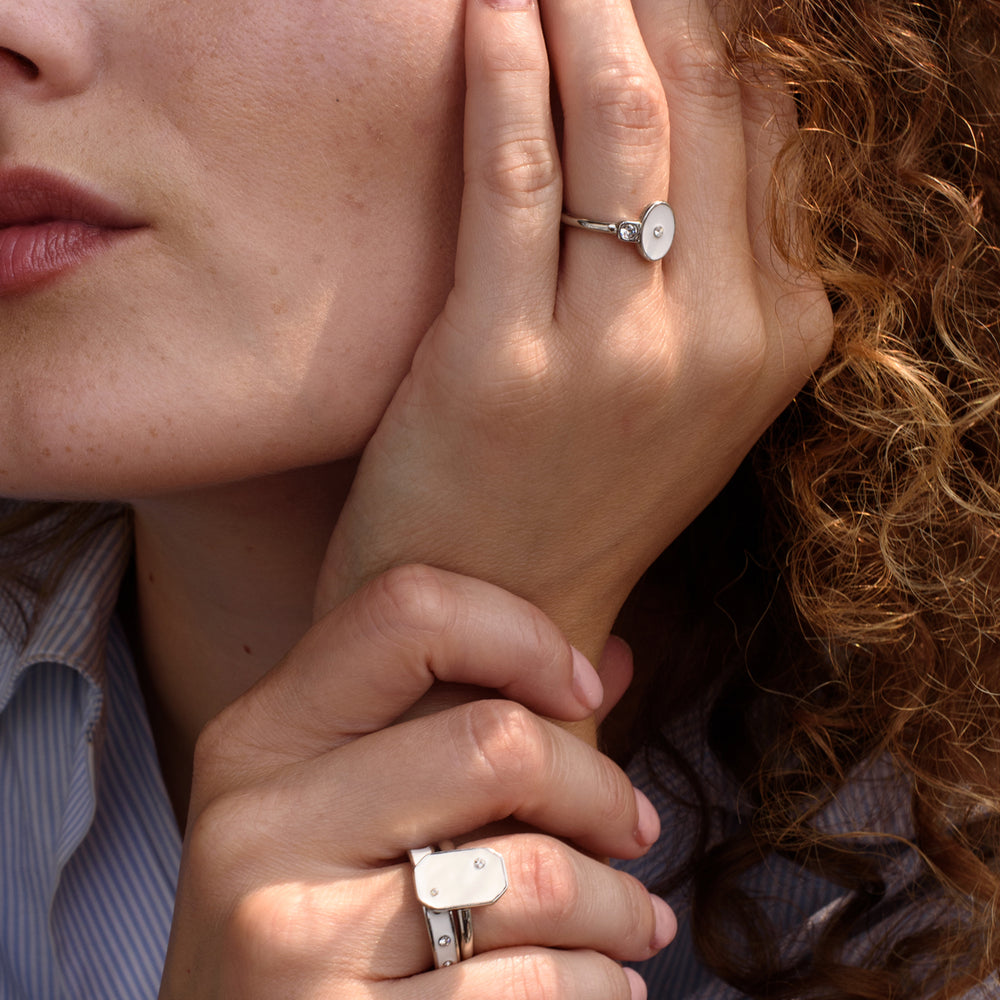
[650,895,677,951]
[634,788,660,847]
[624,968,648,1000]
[571,647,604,712]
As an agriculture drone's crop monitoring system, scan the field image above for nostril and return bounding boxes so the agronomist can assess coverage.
[0,48,39,80]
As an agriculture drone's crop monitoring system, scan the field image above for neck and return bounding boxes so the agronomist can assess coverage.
[128,462,355,826]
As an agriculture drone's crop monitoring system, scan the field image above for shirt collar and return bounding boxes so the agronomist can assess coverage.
[0,502,132,725]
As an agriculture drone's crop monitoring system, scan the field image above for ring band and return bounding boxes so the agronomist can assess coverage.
[409,846,463,967]
[561,201,675,261]
[409,843,508,968]
[452,905,475,962]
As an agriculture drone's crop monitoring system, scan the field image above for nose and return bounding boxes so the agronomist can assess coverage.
[0,3,99,99]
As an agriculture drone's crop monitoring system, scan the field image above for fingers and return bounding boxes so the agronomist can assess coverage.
[630,0,833,382]
[260,836,672,982]
[177,695,668,995]
[192,566,602,807]
[461,834,675,958]
[542,0,672,293]
[452,0,560,331]
[642,0,742,182]
[453,0,677,336]
[385,949,646,1000]
[741,72,798,274]
[632,0,749,259]
[741,71,835,382]
[179,685,667,994]
[360,834,673,978]
[283,699,659,862]
[197,869,655,999]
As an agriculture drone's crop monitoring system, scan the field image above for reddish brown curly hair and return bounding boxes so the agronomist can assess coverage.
[3,2,999,996]
[619,2,1000,996]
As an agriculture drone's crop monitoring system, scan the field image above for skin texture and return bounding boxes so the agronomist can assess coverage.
[319,0,833,662]
[161,568,668,999]
[1,0,830,996]
[0,0,466,498]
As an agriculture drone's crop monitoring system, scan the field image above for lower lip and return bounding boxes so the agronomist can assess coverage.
[0,221,140,295]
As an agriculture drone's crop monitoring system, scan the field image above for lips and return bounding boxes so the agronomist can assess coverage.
[0,167,145,294]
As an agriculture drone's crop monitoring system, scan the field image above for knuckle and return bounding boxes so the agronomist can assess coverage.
[226,887,304,964]
[677,276,771,394]
[718,318,769,388]
[182,790,255,890]
[476,333,560,414]
[495,332,557,387]
[192,712,229,776]
[503,951,567,1000]
[477,132,560,211]
[586,62,667,148]
[618,874,653,949]
[663,31,738,106]
[364,563,455,646]
[223,884,337,980]
[458,699,546,793]
[589,761,638,835]
[416,323,567,453]
[604,326,676,396]
[190,711,248,796]
[516,838,580,927]
[555,302,673,401]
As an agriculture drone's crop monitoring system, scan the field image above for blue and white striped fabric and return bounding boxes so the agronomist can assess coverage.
[1,500,997,998]
[0,506,180,1000]
[619,702,1000,999]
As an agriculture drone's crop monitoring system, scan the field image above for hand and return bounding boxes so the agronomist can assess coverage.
[158,566,672,999]
[317,0,833,662]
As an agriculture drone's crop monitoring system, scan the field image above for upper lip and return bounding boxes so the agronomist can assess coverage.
[0,166,144,229]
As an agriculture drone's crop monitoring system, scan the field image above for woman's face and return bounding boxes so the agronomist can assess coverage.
[0,1,466,499]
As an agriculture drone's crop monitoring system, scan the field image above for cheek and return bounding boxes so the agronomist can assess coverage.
[142,0,469,380]
[0,3,469,501]
[140,3,467,203]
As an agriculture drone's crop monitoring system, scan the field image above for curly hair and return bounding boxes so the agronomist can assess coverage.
[3,2,999,997]
[621,2,1000,996]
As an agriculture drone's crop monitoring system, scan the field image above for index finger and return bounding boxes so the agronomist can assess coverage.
[192,566,603,802]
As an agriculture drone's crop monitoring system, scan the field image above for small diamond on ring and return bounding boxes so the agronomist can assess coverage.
[439,935,453,947]
[430,888,438,897]
[653,226,664,238]
[473,858,486,870]
[617,221,640,242]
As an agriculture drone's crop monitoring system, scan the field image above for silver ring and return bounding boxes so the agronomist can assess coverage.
[561,201,675,261]
[408,843,508,968]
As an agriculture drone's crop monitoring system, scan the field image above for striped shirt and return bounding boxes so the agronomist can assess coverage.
[1,506,179,999]
[1,501,996,997]
[618,690,1000,997]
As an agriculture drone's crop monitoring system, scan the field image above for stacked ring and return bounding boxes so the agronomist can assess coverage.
[408,843,509,968]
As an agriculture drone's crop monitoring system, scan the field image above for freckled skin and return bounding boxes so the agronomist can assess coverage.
[0,1,467,501]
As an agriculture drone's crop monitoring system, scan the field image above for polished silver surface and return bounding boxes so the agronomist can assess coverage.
[562,200,675,261]
[409,847,461,968]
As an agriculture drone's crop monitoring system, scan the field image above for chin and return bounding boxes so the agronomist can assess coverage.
[0,442,360,505]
